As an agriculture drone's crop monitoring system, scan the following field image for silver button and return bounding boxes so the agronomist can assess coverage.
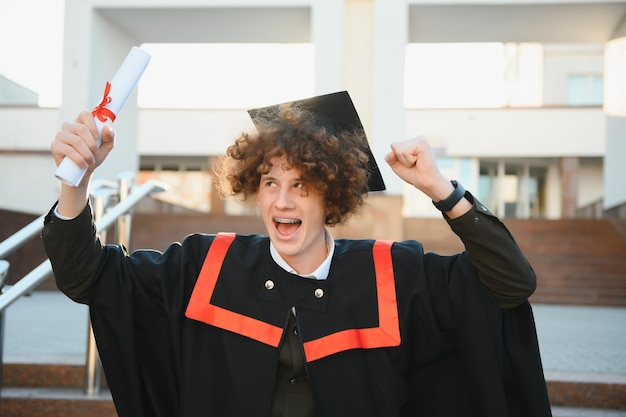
[290,378,297,385]
[314,288,324,298]
[264,280,275,290]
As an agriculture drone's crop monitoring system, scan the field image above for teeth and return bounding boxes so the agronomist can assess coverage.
[274,218,301,224]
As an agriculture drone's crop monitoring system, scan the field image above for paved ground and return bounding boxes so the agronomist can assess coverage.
[532,304,626,380]
[4,292,625,375]
[2,291,626,415]
[3,291,89,364]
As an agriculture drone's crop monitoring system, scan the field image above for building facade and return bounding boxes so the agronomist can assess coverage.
[0,0,625,222]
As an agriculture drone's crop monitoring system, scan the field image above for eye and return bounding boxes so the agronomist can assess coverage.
[294,182,309,196]
[261,179,276,188]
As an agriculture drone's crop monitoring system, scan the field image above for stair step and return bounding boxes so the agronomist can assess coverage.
[552,406,626,417]
[467,218,626,307]
[530,295,626,307]
[546,372,626,413]
[531,288,626,306]
[4,363,86,388]
[3,377,625,415]
[529,289,626,307]
[4,363,626,412]
[535,278,626,289]
[533,287,626,296]
[1,387,115,417]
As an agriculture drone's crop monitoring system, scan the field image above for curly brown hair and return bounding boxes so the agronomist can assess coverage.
[215,101,372,226]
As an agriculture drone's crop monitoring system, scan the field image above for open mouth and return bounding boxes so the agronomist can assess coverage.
[273,217,302,235]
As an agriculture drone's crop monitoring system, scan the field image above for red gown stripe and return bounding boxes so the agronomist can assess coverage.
[185,233,284,347]
[185,235,401,360]
[302,240,400,362]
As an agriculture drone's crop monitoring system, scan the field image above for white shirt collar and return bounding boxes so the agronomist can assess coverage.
[269,229,335,280]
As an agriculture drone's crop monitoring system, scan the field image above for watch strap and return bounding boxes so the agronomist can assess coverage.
[432,180,466,212]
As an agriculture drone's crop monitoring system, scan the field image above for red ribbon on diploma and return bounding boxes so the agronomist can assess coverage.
[92,82,117,123]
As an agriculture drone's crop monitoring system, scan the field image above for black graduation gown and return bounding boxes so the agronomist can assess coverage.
[42,199,552,417]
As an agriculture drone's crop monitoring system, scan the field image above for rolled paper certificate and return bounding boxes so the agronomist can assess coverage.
[54,46,152,186]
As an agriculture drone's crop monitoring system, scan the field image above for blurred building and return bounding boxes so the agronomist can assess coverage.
[0,0,625,222]
[0,75,39,106]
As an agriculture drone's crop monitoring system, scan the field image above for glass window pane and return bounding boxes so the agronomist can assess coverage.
[568,76,588,105]
[568,75,603,106]
[591,77,604,105]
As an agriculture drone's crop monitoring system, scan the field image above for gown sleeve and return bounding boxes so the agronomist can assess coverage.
[444,192,536,309]
[41,202,104,304]
[420,192,551,417]
[42,201,210,417]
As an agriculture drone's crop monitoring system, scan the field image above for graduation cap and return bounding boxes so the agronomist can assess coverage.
[247,91,386,192]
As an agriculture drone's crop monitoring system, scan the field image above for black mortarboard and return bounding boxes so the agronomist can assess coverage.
[247,91,386,192]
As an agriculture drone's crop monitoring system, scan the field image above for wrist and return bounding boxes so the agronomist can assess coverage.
[432,180,466,212]
[58,182,90,219]
[418,174,454,201]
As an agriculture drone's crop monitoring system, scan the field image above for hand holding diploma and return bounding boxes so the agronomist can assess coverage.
[54,47,151,187]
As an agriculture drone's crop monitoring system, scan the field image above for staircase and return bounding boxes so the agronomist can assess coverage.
[408,217,626,307]
[504,218,626,307]
[1,363,115,417]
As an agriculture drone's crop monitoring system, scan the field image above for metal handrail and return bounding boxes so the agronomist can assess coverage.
[0,261,8,282]
[0,179,119,261]
[0,176,167,398]
[0,178,168,313]
[0,214,46,261]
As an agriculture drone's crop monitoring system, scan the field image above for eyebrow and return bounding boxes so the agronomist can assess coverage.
[260,174,306,183]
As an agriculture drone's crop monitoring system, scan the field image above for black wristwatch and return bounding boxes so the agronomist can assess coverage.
[432,180,466,212]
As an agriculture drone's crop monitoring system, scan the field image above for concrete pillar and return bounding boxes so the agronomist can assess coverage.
[62,3,142,184]
[519,163,531,218]
[487,164,498,212]
[546,163,562,219]
[372,0,408,195]
[60,1,94,124]
[497,160,506,217]
[344,0,375,130]
[560,156,580,218]
[311,0,345,93]
[604,37,626,211]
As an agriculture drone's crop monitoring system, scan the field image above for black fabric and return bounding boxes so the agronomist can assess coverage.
[42,197,552,417]
[272,313,316,417]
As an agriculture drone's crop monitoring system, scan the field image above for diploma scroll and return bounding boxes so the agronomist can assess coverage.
[54,46,152,187]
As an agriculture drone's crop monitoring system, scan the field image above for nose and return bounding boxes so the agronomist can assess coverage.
[274,187,295,210]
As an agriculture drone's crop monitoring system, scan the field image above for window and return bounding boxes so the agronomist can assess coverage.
[479,161,547,218]
[567,75,603,106]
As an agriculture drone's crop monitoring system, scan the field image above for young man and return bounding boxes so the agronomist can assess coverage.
[43,91,551,416]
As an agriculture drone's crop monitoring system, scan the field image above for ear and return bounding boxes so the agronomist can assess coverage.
[324,208,332,225]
